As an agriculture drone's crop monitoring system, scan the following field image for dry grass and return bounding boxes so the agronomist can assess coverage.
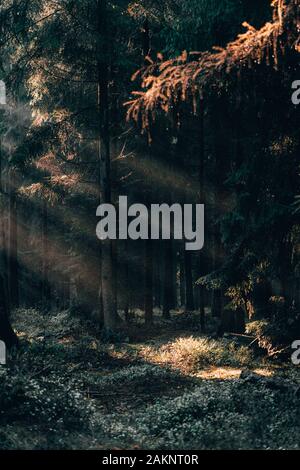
[138,335,255,374]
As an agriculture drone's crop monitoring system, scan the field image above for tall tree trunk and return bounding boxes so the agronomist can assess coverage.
[0,142,18,348]
[170,244,177,310]
[154,241,162,308]
[97,0,117,332]
[8,170,19,308]
[184,249,194,311]
[0,217,17,347]
[42,198,51,308]
[212,288,223,319]
[179,247,185,307]
[124,240,130,323]
[144,238,153,324]
[112,238,118,317]
[142,15,153,325]
[163,239,174,318]
[198,99,205,331]
[0,276,18,348]
[162,239,172,318]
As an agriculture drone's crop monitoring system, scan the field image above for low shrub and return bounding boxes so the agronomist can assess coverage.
[97,379,300,449]
[246,315,300,358]
[84,364,185,391]
[0,368,94,430]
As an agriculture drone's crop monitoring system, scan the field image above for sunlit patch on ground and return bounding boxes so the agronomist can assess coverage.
[196,367,243,380]
[135,335,256,375]
[195,366,274,380]
[253,368,274,377]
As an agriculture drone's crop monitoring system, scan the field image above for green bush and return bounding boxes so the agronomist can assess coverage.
[247,313,300,358]
[0,368,94,430]
[97,380,300,449]
[85,364,184,391]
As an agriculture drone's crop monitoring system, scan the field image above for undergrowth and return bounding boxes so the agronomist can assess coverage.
[0,307,298,449]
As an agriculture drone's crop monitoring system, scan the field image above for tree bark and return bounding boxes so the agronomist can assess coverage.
[124,240,130,323]
[142,15,153,325]
[162,239,173,318]
[144,238,153,324]
[184,249,194,311]
[42,198,51,308]
[212,288,223,318]
[198,98,205,331]
[179,247,185,307]
[97,0,117,332]
[0,279,18,348]
[0,141,18,348]
[8,170,19,308]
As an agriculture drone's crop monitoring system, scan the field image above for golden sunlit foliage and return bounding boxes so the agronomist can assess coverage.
[126,0,300,128]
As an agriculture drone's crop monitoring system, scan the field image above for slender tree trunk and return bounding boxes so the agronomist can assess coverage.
[42,198,51,308]
[198,99,205,331]
[142,15,153,325]
[124,240,130,323]
[162,239,172,318]
[212,288,223,318]
[0,142,18,348]
[0,218,17,347]
[112,238,118,317]
[8,170,19,308]
[170,243,177,310]
[154,241,162,308]
[179,247,185,307]
[144,238,153,324]
[184,249,194,311]
[234,307,246,334]
[97,0,117,332]
[0,277,18,348]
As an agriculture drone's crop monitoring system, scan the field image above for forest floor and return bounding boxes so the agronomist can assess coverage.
[0,308,299,450]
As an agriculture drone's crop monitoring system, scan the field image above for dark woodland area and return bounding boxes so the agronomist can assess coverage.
[0,0,300,450]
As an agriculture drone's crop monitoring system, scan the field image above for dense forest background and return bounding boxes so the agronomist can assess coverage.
[0,0,299,450]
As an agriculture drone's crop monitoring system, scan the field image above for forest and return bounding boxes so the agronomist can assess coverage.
[0,0,300,451]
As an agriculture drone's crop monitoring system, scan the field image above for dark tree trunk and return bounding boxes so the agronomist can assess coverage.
[0,292,18,348]
[235,308,246,334]
[112,238,118,317]
[179,248,185,307]
[0,239,17,348]
[154,241,162,308]
[124,241,130,323]
[144,238,153,324]
[97,0,117,332]
[212,288,223,318]
[171,245,177,310]
[42,199,51,308]
[198,98,205,331]
[8,177,19,308]
[142,19,153,325]
[0,145,18,348]
[162,240,173,318]
[184,249,194,311]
